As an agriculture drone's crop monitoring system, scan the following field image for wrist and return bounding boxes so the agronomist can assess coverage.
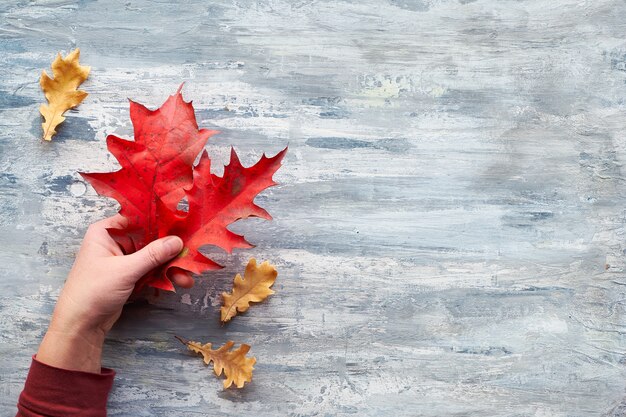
[51,288,119,339]
[49,314,107,347]
[36,311,107,373]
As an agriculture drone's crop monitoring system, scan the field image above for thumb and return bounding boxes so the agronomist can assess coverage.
[124,236,183,278]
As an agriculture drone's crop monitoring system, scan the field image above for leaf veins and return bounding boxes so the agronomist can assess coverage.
[176,335,256,389]
[221,258,278,323]
[39,49,90,141]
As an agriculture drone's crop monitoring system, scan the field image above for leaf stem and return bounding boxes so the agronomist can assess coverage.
[174,335,189,345]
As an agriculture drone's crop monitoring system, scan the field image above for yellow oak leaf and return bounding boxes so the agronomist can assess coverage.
[221,258,277,323]
[39,49,90,141]
[176,336,256,389]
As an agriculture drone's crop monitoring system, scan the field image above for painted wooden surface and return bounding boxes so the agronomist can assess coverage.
[1,0,626,415]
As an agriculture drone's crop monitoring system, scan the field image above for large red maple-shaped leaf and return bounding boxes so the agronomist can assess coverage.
[80,85,216,251]
[81,86,286,291]
[165,149,286,279]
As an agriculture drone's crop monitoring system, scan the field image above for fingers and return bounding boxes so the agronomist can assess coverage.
[107,214,129,229]
[171,269,194,289]
[84,215,129,245]
[93,214,129,230]
[123,236,183,280]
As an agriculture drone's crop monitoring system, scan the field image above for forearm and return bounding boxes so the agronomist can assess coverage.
[15,217,184,416]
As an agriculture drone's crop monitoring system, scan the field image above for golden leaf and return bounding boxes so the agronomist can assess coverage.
[221,258,277,323]
[39,49,90,141]
[176,336,256,389]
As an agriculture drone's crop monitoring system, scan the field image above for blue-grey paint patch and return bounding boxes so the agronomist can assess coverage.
[608,401,626,417]
[319,109,350,119]
[302,97,344,107]
[608,50,626,73]
[0,90,36,110]
[30,114,97,142]
[44,175,75,194]
[0,173,18,187]
[306,137,410,153]
[302,97,350,119]
[389,0,431,12]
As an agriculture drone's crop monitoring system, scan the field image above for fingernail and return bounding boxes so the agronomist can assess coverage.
[163,236,183,256]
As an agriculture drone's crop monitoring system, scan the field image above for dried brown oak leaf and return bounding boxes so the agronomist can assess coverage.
[221,258,278,323]
[176,336,255,388]
[40,48,90,141]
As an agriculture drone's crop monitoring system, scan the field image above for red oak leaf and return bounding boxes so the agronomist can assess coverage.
[81,86,286,291]
[80,85,216,251]
[164,148,286,282]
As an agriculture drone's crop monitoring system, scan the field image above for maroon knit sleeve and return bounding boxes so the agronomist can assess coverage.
[16,356,115,417]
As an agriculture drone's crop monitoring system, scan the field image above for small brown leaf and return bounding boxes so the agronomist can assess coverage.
[40,48,90,141]
[221,258,277,322]
[176,336,256,389]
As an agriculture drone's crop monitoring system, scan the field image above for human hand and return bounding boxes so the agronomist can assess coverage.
[36,214,193,373]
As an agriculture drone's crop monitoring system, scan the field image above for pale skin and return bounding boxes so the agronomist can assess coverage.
[37,215,194,373]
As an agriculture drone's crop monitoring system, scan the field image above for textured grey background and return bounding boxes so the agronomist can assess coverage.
[1,0,626,416]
